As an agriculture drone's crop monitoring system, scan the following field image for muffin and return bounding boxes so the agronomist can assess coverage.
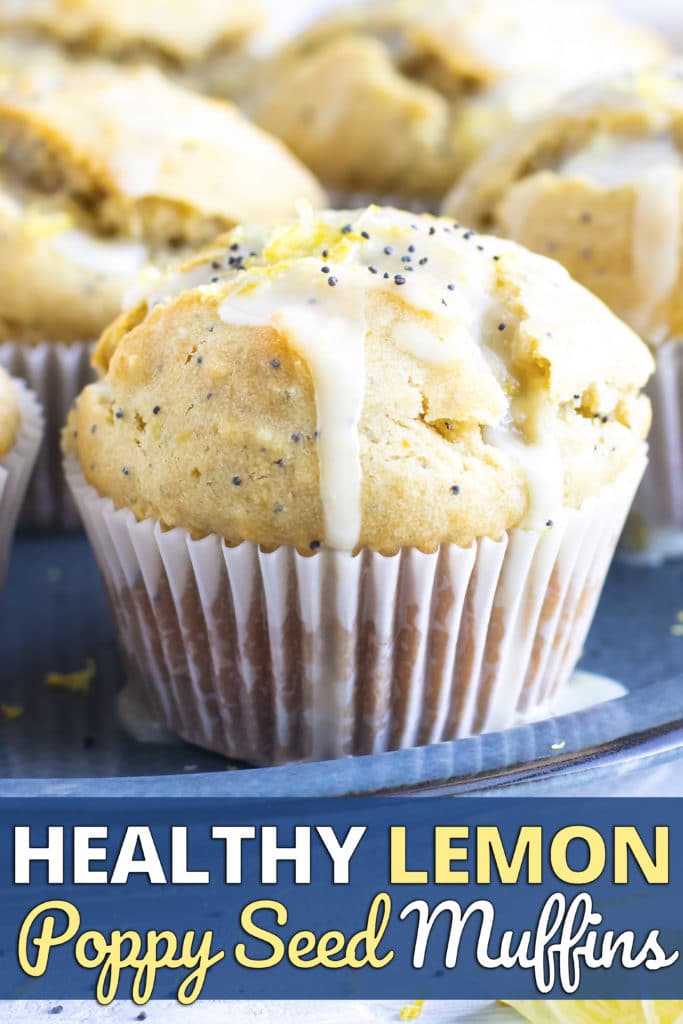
[0,59,325,528]
[445,63,683,563]
[248,0,668,206]
[0,0,263,99]
[64,206,652,765]
[0,369,42,586]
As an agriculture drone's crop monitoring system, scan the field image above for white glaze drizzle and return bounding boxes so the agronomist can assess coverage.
[484,397,563,531]
[125,262,219,311]
[52,230,148,277]
[524,670,628,723]
[559,133,681,187]
[219,265,367,551]
[97,73,263,197]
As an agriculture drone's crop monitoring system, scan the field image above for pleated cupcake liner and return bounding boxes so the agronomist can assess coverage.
[0,339,95,530]
[65,450,646,766]
[623,340,683,565]
[0,379,43,588]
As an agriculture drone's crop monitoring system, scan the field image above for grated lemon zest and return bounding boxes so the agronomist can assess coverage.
[0,704,23,720]
[399,1001,425,1021]
[45,658,96,695]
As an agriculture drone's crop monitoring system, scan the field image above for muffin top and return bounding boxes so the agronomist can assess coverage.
[0,61,325,344]
[0,0,262,66]
[68,207,652,554]
[250,0,668,202]
[0,368,20,459]
[445,64,683,344]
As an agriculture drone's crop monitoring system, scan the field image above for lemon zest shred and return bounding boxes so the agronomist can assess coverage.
[0,704,23,720]
[45,658,96,695]
[399,1001,425,1021]
[24,209,74,240]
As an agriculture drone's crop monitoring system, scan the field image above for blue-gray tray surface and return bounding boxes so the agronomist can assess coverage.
[0,534,681,797]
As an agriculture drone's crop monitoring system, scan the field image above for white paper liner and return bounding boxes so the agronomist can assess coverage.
[622,341,683,565]
[65,451,646,766]
[0,339,95,530]
[0,379,43,587]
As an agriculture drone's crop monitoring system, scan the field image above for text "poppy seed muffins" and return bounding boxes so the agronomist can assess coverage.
[65,207,652,765]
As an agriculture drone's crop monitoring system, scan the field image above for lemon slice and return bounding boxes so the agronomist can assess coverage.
[507,1002,683,1024]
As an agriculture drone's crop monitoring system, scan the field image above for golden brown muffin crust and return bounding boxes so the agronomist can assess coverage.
[0,0,262,65]
[68,208,652,553]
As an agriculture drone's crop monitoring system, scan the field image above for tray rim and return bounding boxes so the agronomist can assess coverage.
[1,673,681,798]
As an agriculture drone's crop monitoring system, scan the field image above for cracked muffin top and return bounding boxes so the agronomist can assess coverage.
[0,0,263,97]
[0,60,325,344]
[66,206,652,554]
[0,368,21,458]
[444,63,683,345]
[249,0,668,203]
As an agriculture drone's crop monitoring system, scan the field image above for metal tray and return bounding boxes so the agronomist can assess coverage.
[1,533,681,798]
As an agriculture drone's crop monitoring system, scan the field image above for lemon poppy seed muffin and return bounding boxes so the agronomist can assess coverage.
[0,368,42,587]
[74,207,651,553]
[249,0,668,204]
[445,65,683,342]
[0,367,21,460]
[0,58,324,527]
[0,61,325,343]
[65,207,651,765]
[445,63,683,561]
[0,0,263,99]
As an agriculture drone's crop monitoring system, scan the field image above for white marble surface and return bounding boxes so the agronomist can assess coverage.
[4,1000,518,1023]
